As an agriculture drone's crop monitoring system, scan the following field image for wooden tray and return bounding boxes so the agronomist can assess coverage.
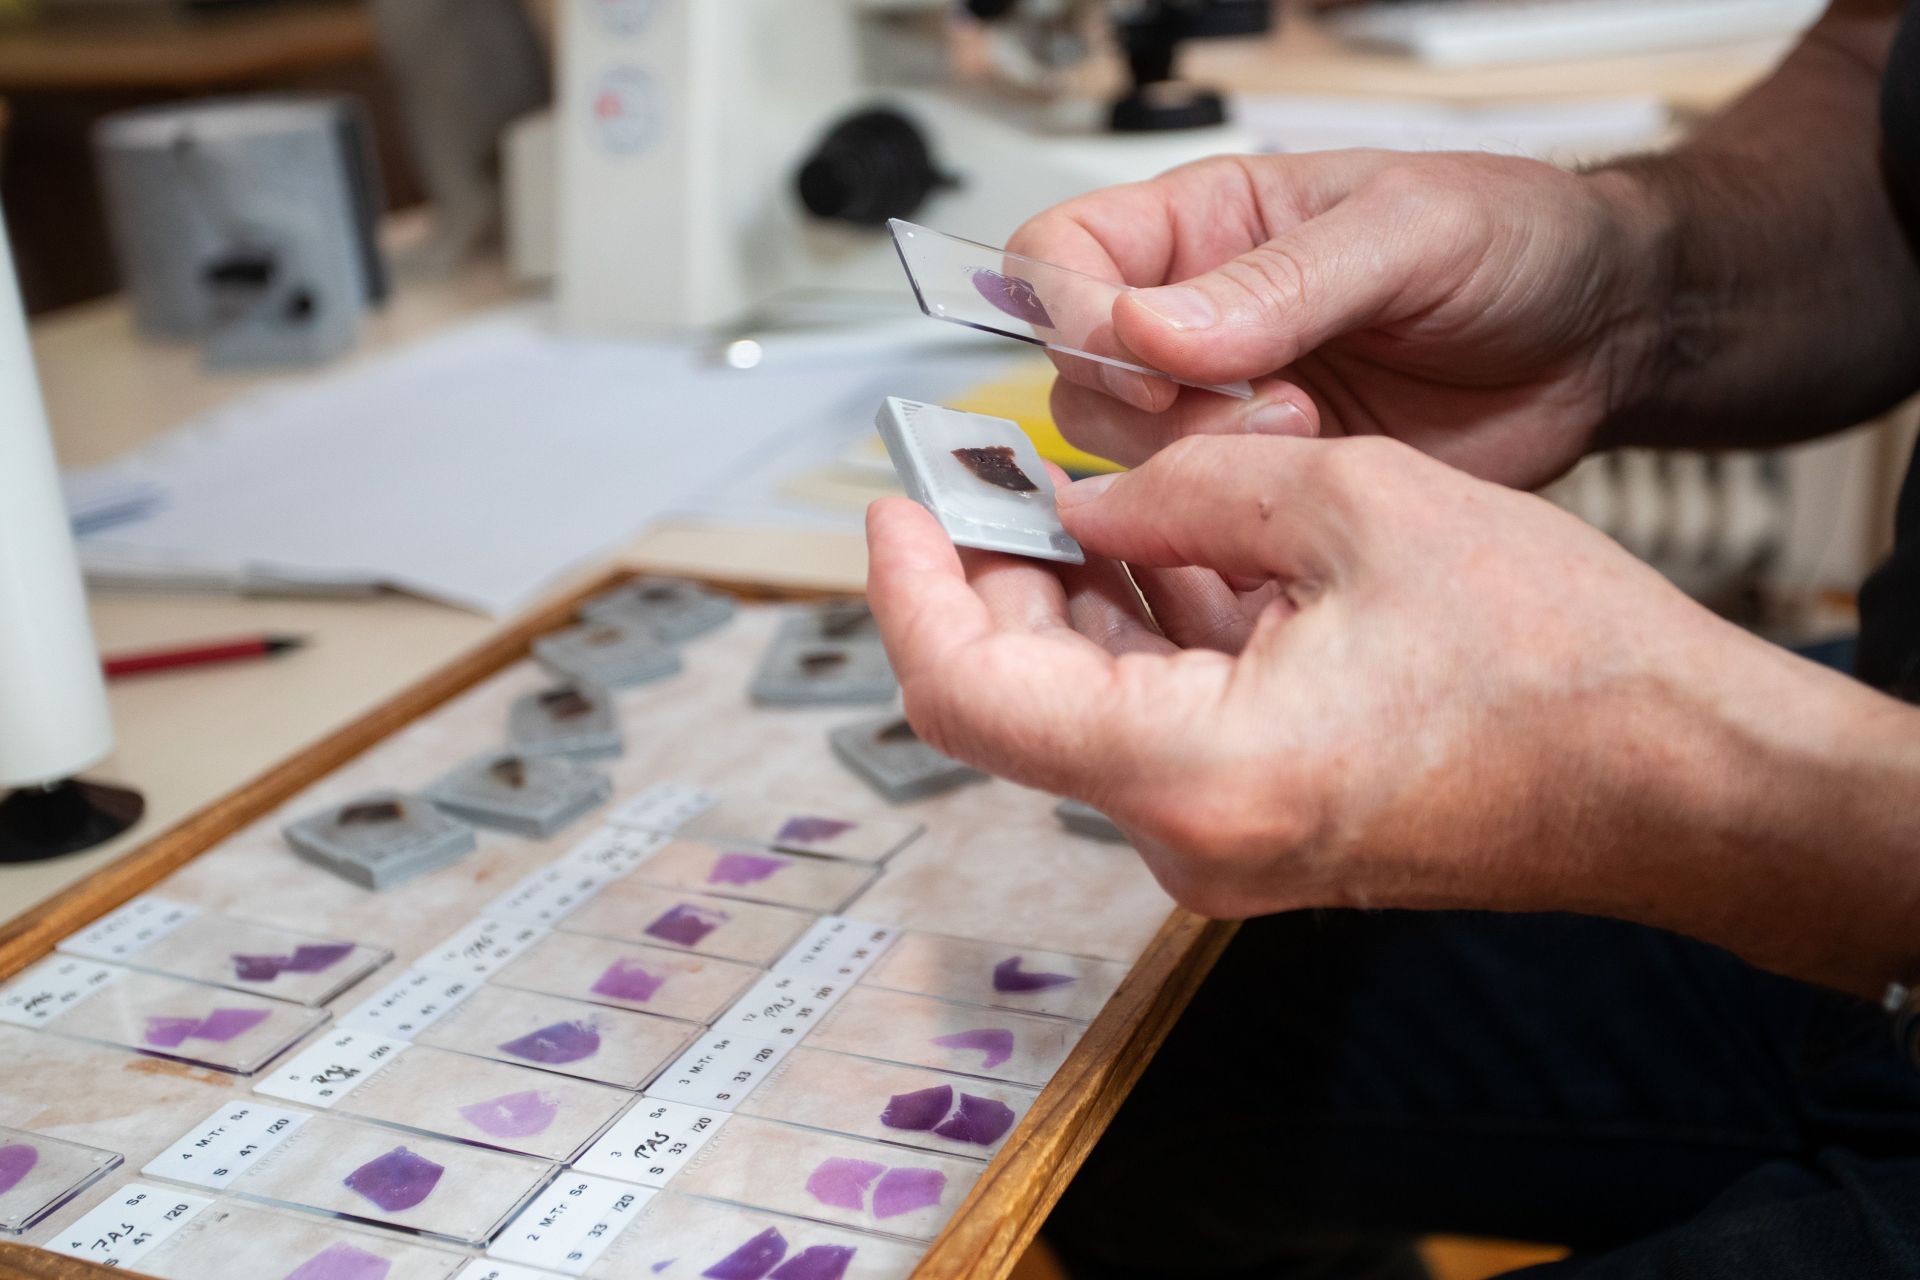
[0,570,1233,1280]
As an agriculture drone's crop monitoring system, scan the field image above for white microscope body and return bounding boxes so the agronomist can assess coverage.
[554,0,1259,334]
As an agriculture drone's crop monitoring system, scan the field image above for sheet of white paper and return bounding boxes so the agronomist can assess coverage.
[69,306,988,616]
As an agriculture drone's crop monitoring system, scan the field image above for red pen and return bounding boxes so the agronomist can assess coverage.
[102,634,306,679]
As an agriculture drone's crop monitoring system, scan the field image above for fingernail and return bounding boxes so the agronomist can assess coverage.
[1246,398,1311,436]
[1133,285,1219,331]
[1056,473,1119,507]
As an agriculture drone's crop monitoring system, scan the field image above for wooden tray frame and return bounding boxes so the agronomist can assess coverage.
[0,569,1234,1280]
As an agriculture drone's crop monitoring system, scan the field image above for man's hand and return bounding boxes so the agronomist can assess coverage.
[867,436,1920,996]
[1007,150,1668,489]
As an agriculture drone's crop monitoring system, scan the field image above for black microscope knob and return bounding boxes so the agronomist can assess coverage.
[796,108,948,227]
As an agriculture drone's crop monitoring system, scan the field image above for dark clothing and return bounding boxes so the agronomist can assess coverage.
[1861,2,1920,700]
[1861,458,1920,699]
[1044,913,1920,1277]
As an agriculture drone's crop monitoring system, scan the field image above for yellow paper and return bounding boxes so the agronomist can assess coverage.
[949,361,1125,476]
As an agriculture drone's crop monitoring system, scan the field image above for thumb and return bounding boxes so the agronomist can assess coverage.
[1054,435,1355,585]
[1111,195,1420,386]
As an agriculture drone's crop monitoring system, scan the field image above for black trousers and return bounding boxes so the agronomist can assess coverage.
[1042,911,1920,1278]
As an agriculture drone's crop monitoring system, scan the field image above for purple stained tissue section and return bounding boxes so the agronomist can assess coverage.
[282,1242,394,1280]
[992,955,1076,993]
[880,1084,952,1132]
[934,1092,1017,1146]
[652,1263,676,1275]
[231,943,355,983]
[644,903,730,947]
[195,1007,272,1041]
[592,957,669,1002]
[702,1226,787,1279]
[872,1166,948,1219]
[142,1016,201,1048]
[769,1246,857,1280]
[458,1089,559,1138]
[231,954,285,982]
[931,1027,1015,1069]
[0,1143,39,1194]
[774,816,854,846]
[286,943,356,973]
[804,1157,884,1211]
[708,852,786,887]
[970,268,1054,329]
[343,1146,444,1212]
[144,1007,270,1047]
[498,1019,601,1064]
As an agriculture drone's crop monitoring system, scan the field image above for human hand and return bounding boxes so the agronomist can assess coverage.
[1006,150,1667,489]
[866,434,1849,952]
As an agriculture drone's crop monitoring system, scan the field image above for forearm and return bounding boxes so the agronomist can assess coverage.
[1592,0,1920,450]
[1598,626,1920,997]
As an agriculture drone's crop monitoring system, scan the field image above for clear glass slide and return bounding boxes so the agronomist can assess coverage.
[888,219,1254,401]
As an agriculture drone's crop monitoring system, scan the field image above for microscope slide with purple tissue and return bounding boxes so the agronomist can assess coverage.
[101,1196,467,1280]
[0,1124,121,1235]
[0,955,325,1075]
[858,932,1128,1024]
[145,1105,552,1248]
[490,931,762,1025]
[253,1028,630,1162]
[580,1191,924,1280]
[57,894,389,1006]
[679,801,922,866]
[668,1115,981,1244]
[625,839,877,913]
[561,879,815,967]
[803,986,1082,1089]
[411,983,693,1091]
[888,218,1252,400]
[737,1047,1038,1160]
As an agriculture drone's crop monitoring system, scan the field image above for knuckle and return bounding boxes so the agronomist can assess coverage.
[1154,432,1217,475]
[898,680,962,760]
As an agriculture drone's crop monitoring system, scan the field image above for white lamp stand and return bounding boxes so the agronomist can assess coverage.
[0,208,143,863]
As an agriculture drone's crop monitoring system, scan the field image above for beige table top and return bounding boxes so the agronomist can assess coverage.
[4,19,1785,919]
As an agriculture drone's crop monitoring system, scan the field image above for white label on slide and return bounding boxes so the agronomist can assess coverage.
[58,896,202,964]
[710,970,848,1042]
[559,826,665,878]
[416,917,547,979]
[771,917,897,982]
[0,955,120,1028]
[142,1101,309,1190]
[253,1028,406,1108]
[571,1097,729,1188]
[645,1030,792,1112]
[486,1173,654,1275]
[339,967,479,1039]
[605,782,717,834]
[484,861,620,927]
[48,1183,212,1269]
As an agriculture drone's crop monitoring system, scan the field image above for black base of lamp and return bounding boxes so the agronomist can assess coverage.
[0,779,145,864]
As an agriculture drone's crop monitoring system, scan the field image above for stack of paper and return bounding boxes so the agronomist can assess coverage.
[66,307,998,616]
